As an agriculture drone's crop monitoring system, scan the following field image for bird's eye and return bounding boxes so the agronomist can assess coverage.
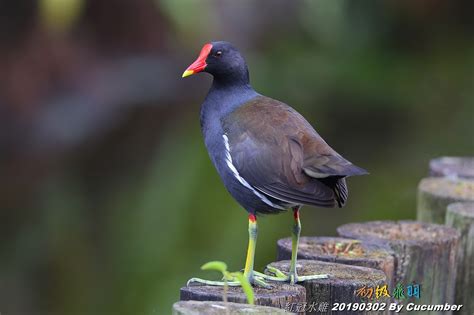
[215,50,223,57]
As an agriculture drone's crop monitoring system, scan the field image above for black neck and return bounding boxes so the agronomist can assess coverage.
[210,65,250,90]
[202,71,257,122]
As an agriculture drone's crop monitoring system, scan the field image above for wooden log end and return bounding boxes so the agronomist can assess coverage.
[446,202,474,314]
[429,156,474,179]
[337,220,460,245]
[277,236,396,286]
[417,177,474,223]
[172,301,291,314]
[268,259,387,288]
[418,177,474,201]
[447,202,474,219]
[267,260,389,306]
[337,220,460,305]
[180,282,305,312]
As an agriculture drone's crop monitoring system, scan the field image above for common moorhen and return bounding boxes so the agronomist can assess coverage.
[183,41,367,287]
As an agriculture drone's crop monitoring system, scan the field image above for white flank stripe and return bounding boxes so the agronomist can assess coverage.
[222,134,285,210]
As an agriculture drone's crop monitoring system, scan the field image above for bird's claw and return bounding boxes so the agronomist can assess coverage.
[263,265,329,284]
[186,272,273,289]
[187,277,242,287]
[252,275,273,288]
[186,265,328,288]
[265,265,287,278]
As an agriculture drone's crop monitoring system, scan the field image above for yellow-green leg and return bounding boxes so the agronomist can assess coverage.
[263,207,328,284]
[188,214,270,288]
[288,205,302,282]
[243,214,257,279]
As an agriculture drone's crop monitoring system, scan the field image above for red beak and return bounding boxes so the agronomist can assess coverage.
[182,43,213,77]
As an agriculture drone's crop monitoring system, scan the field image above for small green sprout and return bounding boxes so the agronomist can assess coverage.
[335,242,344,250]
[201,261,228,274]
[201,261,255,305]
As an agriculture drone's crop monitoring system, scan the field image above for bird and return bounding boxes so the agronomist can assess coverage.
[182,41,367,287]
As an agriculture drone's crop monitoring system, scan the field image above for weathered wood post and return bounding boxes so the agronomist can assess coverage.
[266,260,389,314]
[172,301,291,314]
[337,220,459,314]
[417,177,474,224]
[429,157,474,179]
[180,282,305,314]
[446,202,474,315]
[277,236,396,288]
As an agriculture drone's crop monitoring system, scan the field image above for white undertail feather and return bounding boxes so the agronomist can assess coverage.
[222,134,285,210]
[303,168,330,178]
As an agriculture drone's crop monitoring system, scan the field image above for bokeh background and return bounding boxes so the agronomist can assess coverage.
[1,0,473,313]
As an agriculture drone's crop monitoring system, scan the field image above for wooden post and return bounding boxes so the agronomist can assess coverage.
[337,220,459,313]
[172,301,290,314]
[277,236,396,287]
[180,282,305,314]
[429,157,474,179]
[417,177,474,224]
[446,202,474,315]
[267,260,389,314]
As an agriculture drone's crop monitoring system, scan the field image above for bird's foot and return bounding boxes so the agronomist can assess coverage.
[187,272,272,288]
[187,278,241,287]
[260,265,328,285]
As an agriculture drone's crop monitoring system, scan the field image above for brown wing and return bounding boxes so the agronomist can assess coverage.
[222,96,367,208]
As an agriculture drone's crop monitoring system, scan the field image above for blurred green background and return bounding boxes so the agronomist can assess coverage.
[0,0,473,314]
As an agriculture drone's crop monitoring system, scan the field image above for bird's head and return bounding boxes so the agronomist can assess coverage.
[182,41,249,84]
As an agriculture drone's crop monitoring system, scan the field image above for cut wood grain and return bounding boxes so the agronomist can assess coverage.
[337,220,459,314]
[267,259,389,315]
[277,236,396,287]
[180,282,305,314]
[446,202,474,315]
[417,177,474,224]
[172,301,292,314]
[429,157,474,179]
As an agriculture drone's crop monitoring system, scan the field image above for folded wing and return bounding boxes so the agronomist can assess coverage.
[222,96,367,208]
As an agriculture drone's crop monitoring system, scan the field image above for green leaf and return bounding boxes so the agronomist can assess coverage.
[201,261,228,274]
[231,272,254,305]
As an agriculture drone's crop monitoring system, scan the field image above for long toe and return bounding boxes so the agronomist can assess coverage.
[187,278,241,287]
[253,270,289,282]
[251,275,273,289]
[263,265,329,284]
[264,265,288,279]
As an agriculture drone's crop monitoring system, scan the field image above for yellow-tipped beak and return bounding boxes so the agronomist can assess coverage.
[182,43,212,78]
[182,70,195,78]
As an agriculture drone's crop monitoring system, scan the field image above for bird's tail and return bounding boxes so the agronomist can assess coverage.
[320,177,348,208]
